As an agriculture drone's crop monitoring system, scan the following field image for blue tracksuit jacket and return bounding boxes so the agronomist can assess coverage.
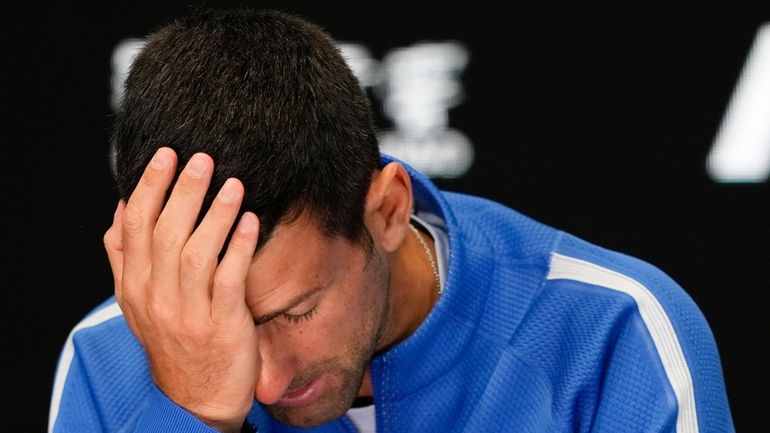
[49,161,734,432]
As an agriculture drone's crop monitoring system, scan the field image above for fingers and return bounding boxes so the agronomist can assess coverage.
[116,148,254,331]
[211,212,259,322]
[104,200,126,292]
[105,199,145,342]
[121,148,177,283]
[149,153,213,303]
[110,154,261,422]
[179,178,245,317]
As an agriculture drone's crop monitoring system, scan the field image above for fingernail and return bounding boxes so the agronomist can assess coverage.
[187,154,208,178]
[150,149,169,169]
[218,178,239,203]
[238,213,257,233]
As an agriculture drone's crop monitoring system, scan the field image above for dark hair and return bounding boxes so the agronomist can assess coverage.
[114,9,380,248]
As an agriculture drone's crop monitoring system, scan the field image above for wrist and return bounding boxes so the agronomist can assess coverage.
[190,406,250,433]
[202,419,245,433]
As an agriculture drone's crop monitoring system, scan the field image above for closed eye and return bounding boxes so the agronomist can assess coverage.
[282,305,318,324]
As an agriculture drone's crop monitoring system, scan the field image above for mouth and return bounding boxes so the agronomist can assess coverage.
[277,375,326,408]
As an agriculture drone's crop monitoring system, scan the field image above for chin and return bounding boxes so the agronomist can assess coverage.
[264,390,355,428]
[264,365,366,428]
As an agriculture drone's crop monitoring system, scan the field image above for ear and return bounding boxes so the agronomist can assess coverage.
[364,163,413,253]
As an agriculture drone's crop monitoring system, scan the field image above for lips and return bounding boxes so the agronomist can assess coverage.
[277,375,325,408]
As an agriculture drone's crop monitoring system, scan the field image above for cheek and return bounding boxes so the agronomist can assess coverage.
[278,296,364,351]
[302,286,381,354]
[324,291,372,337]
[285,253,389,364]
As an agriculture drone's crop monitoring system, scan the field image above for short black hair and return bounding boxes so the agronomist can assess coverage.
[114,9,380,247]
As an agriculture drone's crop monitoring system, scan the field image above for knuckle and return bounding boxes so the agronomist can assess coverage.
[171,182,199,203]
[103,229,115,248]
[121,204,145,235]
[213,273,241,292]
[180,316,211,339]
[180,247,211,271]
[103,227,123,250]
[146,298,175,324]
[152,221,181,251]
[225,236,252,256]
[176,183,198,198]
[139,170,162,189]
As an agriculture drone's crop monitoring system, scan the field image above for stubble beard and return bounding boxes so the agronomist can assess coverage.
[264,356,370,428]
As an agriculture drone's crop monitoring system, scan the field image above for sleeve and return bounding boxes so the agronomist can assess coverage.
[131,386,228,433]
[545,248,735,433]
[51,355,222,433]
[49,301,226,433]
[49,342,108,433]
[589,271,734,433]
[587,304,715,433]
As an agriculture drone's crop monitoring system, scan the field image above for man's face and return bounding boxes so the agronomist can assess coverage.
[244,213,391,428]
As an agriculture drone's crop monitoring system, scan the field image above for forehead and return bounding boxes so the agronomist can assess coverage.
[243,213,363,311]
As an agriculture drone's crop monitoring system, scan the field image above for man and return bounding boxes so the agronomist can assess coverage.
[49,9,734,433]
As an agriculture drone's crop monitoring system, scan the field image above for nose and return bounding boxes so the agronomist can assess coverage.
[254,331,296,405]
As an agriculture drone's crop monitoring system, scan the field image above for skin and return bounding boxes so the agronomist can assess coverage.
[103,147,440,432]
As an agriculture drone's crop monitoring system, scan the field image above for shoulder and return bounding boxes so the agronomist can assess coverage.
[438,193,732,430]
[545,232,714,363]
[58,297,141,362]
[442,191,562,260]
[522,232,732,431]
[441,192,710,352]
[52,297,137,380]
[50,297,152,433]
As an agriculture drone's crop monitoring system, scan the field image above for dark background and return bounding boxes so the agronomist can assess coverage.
[3,1,767,431]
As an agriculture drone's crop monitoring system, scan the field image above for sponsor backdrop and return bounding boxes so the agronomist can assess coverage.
[3,1,768,431]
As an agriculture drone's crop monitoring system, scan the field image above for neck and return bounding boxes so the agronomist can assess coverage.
[379,225,439,352]
[357,224,439,398]
[358,224,439,397]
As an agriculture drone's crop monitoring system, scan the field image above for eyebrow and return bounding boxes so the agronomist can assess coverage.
[252,285,327,325]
